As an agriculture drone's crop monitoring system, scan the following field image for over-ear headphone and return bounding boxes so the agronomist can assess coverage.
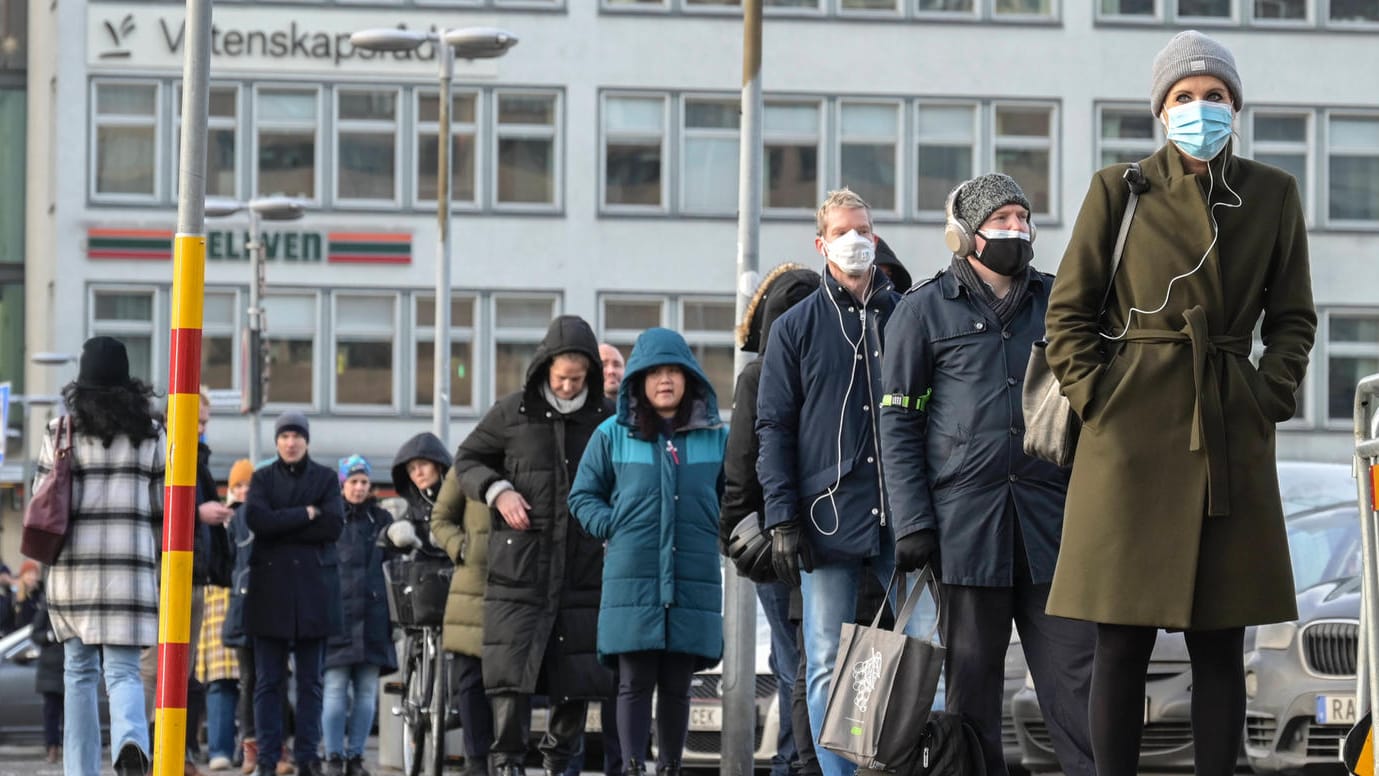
[943,181,1037,257]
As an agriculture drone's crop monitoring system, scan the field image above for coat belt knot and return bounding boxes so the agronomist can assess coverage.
[1118,306,1250,517]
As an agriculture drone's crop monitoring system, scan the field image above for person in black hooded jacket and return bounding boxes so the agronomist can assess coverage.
[454,315,613,776]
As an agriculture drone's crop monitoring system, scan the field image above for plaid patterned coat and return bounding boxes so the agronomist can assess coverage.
[40,416,165,647]
[197,585,238,683]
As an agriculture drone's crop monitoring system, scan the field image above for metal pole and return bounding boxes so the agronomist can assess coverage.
[1355,373,1379,775]
[247,210,262,464]
[156,0,211,773]
[722,3,763,775]
[433,39,455,447]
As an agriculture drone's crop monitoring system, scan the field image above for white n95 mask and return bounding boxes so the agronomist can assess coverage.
[823,230,875,275]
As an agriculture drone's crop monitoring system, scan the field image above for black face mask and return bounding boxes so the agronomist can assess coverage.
[974,232,1034,277]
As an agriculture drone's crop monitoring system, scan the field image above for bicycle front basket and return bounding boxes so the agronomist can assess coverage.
[385,557,454,627]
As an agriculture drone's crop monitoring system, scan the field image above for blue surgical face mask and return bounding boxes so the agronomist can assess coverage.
[1164,100,1234,162]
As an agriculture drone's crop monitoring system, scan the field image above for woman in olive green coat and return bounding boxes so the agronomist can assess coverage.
[430,468,493,776]
[1044,31,1315,776]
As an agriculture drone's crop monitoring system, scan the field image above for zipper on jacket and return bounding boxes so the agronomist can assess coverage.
[666,438,680,465]
[860,304,887,528]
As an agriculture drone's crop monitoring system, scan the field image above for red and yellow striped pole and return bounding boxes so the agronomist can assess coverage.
[155,0,212,773]
[154,234,205,776]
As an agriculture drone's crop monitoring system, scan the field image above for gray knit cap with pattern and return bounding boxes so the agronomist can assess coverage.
[954,173,1031,231]
[1150,30,1242,117]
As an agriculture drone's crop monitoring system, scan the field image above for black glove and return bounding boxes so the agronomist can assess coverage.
[895,530,938,574]
[771,522,814,586]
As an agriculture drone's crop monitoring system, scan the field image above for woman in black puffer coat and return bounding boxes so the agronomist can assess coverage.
[454,315,612,776]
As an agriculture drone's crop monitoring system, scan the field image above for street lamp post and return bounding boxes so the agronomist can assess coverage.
[206,195,306,463]
[349,26,518,448]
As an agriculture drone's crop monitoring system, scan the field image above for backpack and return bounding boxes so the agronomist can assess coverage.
[858,712,986,776]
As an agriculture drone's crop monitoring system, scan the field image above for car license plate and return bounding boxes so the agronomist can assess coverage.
[688,705,721,731]
[1316,695,1358,725]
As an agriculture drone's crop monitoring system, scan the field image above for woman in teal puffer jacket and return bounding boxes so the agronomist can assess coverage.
[569,327,728,776]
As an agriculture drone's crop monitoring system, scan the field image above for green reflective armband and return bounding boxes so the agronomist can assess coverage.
[879,388,931,412]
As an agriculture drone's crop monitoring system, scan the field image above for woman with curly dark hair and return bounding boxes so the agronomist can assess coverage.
[40,336,165,776]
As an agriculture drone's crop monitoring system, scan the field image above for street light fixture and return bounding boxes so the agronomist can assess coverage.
[349,25,518,447]
[205,195,307,463]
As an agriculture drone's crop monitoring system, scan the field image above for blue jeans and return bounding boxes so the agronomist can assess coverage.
[206,679,240,762]
[798,534,935,776]
[756,581,798,776]
[323,663,381,759]
[64,639,148,776]
[255,636,326,769]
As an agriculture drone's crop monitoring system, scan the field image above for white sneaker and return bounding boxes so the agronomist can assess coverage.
[209,757,234,771]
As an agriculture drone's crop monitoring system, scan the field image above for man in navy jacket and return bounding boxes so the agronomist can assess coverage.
[880,174,1094,776]
[244,411,345,776]
[755,188,908,776]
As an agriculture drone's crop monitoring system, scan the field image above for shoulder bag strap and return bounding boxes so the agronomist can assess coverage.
[1096,161,1143,319]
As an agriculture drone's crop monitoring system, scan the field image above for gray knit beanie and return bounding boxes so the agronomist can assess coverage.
[953,173,1031,231]
[274,410,310,442]
[1150,30,1242,117]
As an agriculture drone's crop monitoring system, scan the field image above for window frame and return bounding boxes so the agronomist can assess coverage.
[989,100,1060,222]
[1170,0,1240,24]
[412,86,483,212]
[1323,109,1379,229]
[492,88,564,213]
[262,289,322,412]
[914,100,980,221]
[835,98,904,219]
[329,291,401,413]
[837,0,905,17]
[989,0,1060,22]
[677,294,738,410]
[173,82,243,201]
[1094,101,1163,170]
[1094,0,1164,22]
[411,291,481,416]
[913,0,982,21]
[489,292,562,401]
[333,86,403,209]
[762,96,825,216]
[87,285,162,387]
[252,83,324,206]
[679,92,742,217]
[600,294,669,344]
[1326,0,1379,27]
[201,286,243,397]
[1244,107,1315,225]
[1323,309,1379,429]
[1248,0,1314,26]
[89,79,164,204]
[600,91,672,214]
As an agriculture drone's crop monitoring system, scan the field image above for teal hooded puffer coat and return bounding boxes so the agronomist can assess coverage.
[568,327,729,669]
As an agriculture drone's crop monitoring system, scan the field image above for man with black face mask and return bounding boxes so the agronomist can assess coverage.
[878,173,1095,776]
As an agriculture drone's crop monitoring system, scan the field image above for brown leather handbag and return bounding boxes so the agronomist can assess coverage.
[22,416,74,563]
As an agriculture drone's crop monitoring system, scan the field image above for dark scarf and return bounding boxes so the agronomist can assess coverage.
[950,256,1031,325]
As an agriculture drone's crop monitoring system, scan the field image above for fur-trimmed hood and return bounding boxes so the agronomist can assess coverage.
[736,263,819,354]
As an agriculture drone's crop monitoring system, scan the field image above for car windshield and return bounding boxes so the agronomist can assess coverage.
[1277,461,1356,515]
[1287,507,1361,592]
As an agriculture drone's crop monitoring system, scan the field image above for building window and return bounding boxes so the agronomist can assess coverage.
[603,94,668,209]
[993,103,1056,218]
[915,103,976,216]
[416,90,479,207]
[837,101,900,214]
[601,297,666,352]
[264,293,316,407]
[175,85,240,199]
[1327,314,1379,422]
[335,89,399,205]
[841,0,902,12]
[333,294,397,409]
[202,289,240,392]
[680,298,736,406]
[256,87,319,201]
[994,0,1055,17]
[681,97,740,215]
[764,100,821,211]
[1253,0,1308,21]
[495,91,560,208]
[90,288,157,384]
[414,294,477,411]
[92,81,160,200]
[1177,0,1234,20]
[1330,0,1379,23]
[1098,0,1157,17]
[1327,114,1379,224]
[1097,105,1160,167]
[493,295,559,398]
[1248,111,1311,220]
[916,0,977,15]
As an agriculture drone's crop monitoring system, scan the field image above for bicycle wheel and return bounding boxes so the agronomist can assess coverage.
[428,630,448,776]
[403,630,434,776]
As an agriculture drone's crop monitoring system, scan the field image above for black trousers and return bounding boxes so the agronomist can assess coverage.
[452,654,494,767]
[941,580,1096,776]
[616,651,696,768]
[42,691,63,748]
[792,626,820,776]
[236,646,257,740]
[490,692,587,772]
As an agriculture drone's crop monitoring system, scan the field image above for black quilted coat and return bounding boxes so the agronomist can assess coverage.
[453,315,613,701]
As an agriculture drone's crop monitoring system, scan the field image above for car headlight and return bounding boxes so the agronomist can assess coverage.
[1255,621,1297,650]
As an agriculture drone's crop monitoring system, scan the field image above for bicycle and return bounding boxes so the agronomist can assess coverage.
[385,554,455,776]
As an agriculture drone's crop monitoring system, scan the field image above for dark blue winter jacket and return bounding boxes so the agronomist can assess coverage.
[569,327,729,669]
[756,268,899,564]
[326,497,398,672]
[222,502,251,648]
[879,269,1070,586]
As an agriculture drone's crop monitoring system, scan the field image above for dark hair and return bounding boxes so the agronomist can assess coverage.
[62,379,163,448]
[632,366,696,441]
